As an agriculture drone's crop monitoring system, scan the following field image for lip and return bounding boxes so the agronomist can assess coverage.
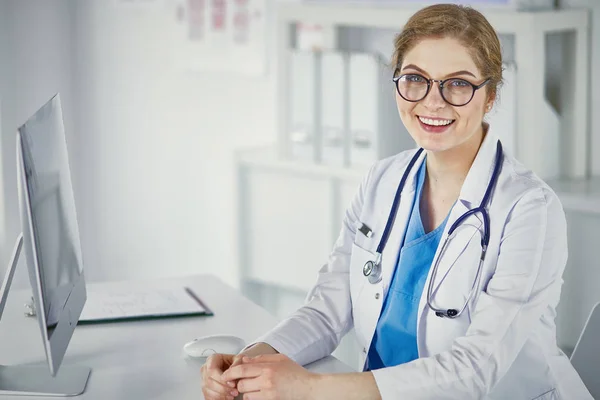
[416,115,455,134]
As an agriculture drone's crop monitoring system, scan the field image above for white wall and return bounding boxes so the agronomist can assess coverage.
[0,0,276,289]
[0,0,78,288]
[71,1,276,286]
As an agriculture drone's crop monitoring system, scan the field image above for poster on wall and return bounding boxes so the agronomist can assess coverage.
[172,0,268,76]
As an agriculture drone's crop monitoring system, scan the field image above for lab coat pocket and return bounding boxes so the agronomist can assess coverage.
[349,242,383,351]
[349,242,372,307]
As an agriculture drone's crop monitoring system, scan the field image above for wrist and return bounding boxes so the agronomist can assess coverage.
[307,372,382,400]
[307,371,327,400]
[239,342,278,357]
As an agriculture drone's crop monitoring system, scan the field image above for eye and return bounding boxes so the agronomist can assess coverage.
[403,74,426,83]
[447,79,471,87]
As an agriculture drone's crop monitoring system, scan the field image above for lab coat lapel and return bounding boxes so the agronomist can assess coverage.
[380,154,425,295]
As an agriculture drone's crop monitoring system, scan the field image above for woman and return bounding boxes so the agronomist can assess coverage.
[202,4,592,399]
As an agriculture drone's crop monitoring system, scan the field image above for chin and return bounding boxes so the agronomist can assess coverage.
[411,130,457,153]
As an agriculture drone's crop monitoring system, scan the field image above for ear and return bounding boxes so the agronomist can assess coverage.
[485,90,496,112]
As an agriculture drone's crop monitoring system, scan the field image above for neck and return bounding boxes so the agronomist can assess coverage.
[425,124,486,192]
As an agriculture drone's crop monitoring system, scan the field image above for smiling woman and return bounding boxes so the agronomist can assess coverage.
[200,4,593,400]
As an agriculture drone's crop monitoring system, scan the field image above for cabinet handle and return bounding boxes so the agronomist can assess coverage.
[352,131,372,148]
[290,127,312,144]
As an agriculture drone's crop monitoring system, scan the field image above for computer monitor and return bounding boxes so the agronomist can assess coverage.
[0,94,91,396]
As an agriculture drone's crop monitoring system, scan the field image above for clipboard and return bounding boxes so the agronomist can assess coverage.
[25,285,213,324]
[78,286,213,324]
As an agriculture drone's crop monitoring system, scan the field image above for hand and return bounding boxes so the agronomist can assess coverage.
[200,343,278,400]
[221,354,319,400]
[201,353,243,400]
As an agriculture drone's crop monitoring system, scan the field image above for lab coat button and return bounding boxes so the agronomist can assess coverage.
[362,348,367,354]
[375,293,380,299]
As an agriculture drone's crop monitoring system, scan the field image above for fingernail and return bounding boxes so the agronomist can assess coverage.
[242,356,250,362]
[231,390,238,396]
[227,381,235,387]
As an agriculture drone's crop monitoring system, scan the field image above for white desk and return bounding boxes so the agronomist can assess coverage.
[0,275,354,399]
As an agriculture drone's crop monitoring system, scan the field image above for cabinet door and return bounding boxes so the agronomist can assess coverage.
[242,169,335,292]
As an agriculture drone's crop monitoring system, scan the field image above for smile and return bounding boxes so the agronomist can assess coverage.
[418,116,455,126]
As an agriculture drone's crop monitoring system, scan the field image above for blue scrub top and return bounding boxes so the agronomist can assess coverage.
[365,160,450,371]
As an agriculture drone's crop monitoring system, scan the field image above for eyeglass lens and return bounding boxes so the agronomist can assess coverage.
[395,74,475,106]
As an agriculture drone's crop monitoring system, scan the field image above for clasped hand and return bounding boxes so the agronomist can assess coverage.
[201,353,318,400]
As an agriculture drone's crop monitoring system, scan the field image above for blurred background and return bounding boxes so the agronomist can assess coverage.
[0,0,598,368]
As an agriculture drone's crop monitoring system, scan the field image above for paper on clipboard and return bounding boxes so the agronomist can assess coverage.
[79,284,212,323]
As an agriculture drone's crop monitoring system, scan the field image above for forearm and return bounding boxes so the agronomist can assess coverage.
[312,372,382,400]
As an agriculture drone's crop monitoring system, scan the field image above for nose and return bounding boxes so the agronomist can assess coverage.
[421,81,446,111]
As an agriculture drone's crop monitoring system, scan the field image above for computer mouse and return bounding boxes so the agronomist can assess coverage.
[182,334,246,360]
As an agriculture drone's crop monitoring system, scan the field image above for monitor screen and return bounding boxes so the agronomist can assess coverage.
[17,93,87,376]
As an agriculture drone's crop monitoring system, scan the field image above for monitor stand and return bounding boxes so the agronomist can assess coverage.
[0,234,91,396]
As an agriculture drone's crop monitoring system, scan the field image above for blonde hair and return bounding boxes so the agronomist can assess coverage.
[392,4,503,102]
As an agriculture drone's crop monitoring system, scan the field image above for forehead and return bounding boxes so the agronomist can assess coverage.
[401,37,481,78]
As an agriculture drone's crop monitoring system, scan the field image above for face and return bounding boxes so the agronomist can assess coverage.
[395,36,493,154]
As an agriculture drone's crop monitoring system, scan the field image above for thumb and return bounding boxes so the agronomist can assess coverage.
[230,354,245,369]
[206,354,227,373]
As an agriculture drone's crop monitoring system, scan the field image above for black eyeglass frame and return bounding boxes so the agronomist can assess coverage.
[392,72,491,107]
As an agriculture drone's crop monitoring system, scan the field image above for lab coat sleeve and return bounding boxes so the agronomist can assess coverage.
[371,187,568,399]
[248,165,374,367]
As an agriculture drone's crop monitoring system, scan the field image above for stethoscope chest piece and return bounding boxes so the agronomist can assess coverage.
[363,260,382,284]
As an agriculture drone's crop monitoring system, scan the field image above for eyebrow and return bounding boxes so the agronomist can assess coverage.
[401,64,477,79]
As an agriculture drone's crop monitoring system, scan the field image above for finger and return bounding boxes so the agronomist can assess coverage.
[221,363,264,382]
[230,354,245,369]
[206,354,226,371]
[218,354,244,388]
[203,385,235,400]
[242,354,287,363]
[236,377,264,394]
[207,376,237,397]
[224,356,245,387]
[242,391,267,400]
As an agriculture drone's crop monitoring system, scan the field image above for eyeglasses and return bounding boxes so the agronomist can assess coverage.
[393,72,490,107]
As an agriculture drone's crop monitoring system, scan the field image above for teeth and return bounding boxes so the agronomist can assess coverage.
[419,116,454,126]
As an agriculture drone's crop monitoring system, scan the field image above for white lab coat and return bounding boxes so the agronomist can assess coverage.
[253,131,592,399]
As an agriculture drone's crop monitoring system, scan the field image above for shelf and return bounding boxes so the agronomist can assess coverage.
[277,3,589,35]
[547,177,600,215]
[236,146,368,181]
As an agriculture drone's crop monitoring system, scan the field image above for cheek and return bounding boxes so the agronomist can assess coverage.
[456,102,484,124]
[396,95,415,119]
[460,94,488,121]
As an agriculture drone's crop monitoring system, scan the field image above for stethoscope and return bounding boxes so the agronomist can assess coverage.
[362,141,503,319]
